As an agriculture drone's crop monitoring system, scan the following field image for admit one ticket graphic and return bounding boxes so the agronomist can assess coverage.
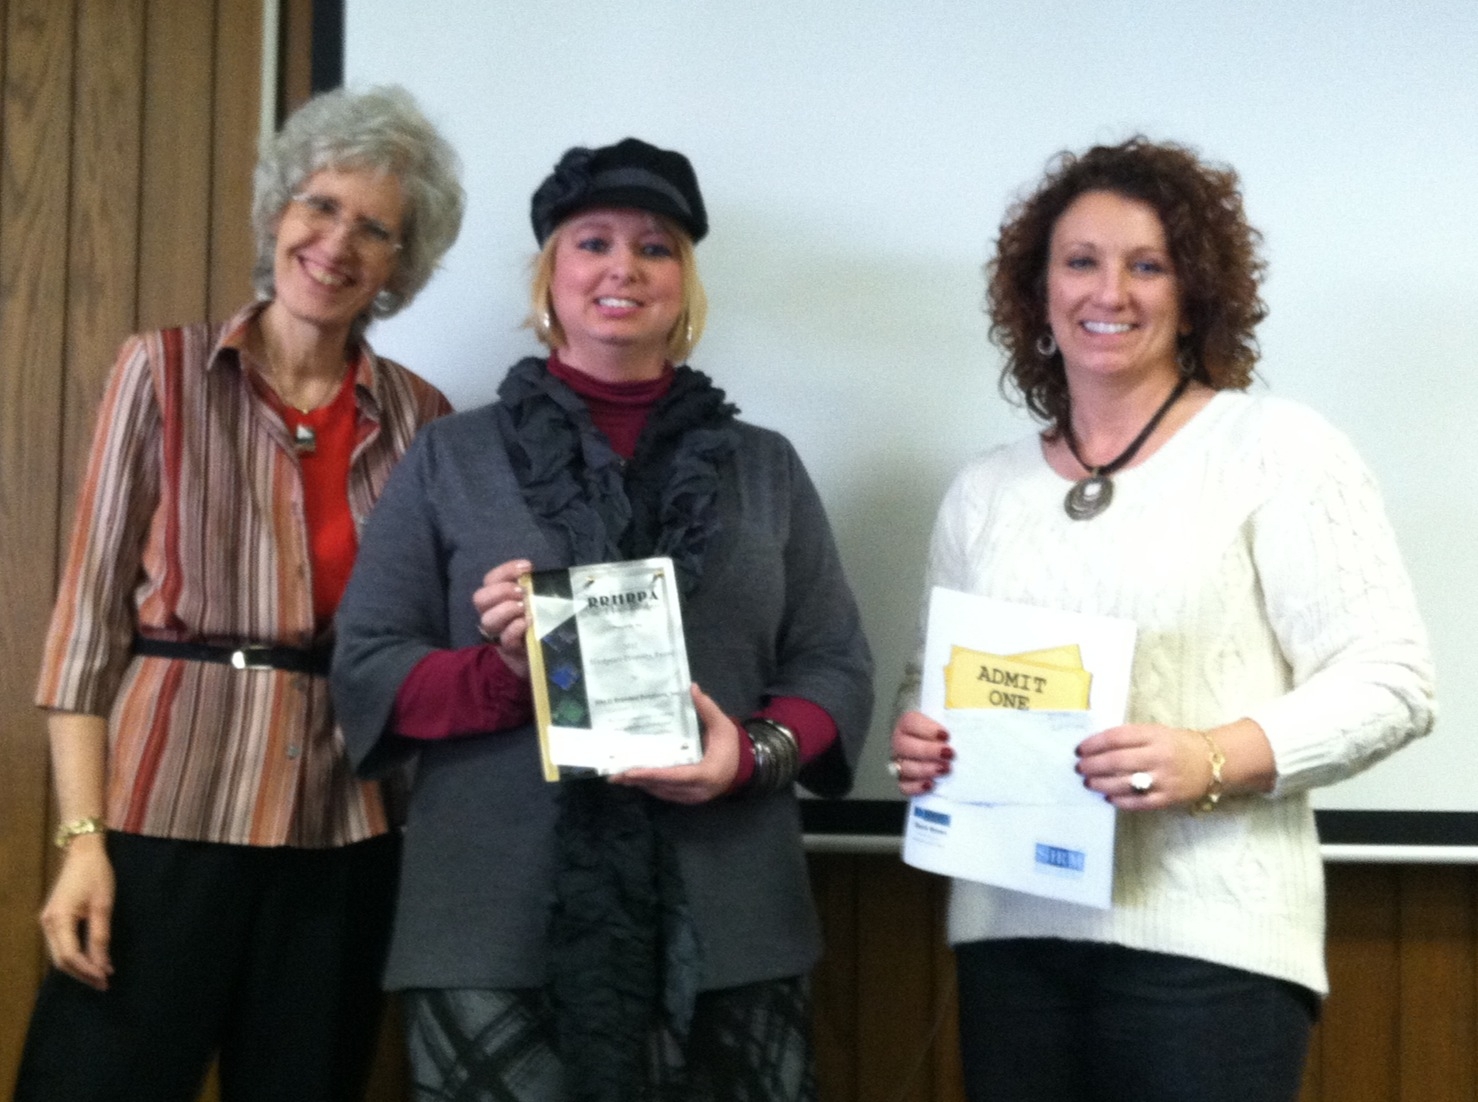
[943,644,1091,711]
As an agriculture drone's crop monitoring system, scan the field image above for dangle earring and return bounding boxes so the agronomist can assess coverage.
[1176,341,1196,378]
[1035,332,1058,358]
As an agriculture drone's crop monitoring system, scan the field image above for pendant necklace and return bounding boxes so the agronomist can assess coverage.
[260,368,335,455]
[1060,375,1190,521]
[247,327,337,457]
[275,392,320,454]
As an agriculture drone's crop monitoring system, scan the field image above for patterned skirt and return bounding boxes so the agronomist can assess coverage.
[403,976,816,1102]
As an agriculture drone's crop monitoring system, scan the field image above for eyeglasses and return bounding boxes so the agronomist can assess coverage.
[289,192,403,260]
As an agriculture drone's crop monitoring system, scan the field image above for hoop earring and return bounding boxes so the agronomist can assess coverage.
[1035,333,1058,358]
[540,309,552,333]
[685,322,694,345]
[1177,344,1196,378]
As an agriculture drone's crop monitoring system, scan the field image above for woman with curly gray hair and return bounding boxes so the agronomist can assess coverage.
[889,137,1433,1101]
[16,85,462,1102]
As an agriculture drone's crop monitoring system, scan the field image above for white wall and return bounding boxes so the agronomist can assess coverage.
[346,0,1476,812]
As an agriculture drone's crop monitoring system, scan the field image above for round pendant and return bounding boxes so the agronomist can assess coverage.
[1064,474,1113,520]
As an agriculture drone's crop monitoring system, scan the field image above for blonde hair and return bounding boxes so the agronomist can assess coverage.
[528,214,707,363]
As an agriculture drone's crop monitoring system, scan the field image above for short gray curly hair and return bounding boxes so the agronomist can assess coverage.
[252,85,464,324]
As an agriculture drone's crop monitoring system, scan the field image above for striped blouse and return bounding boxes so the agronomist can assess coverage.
[35,302,451,847]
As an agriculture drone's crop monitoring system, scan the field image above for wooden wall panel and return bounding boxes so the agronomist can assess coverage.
[208,0,261,321]
[811,854,860,1101]
[0,0,75,1085]
[929,883,964,1102]
[0,0,6,160]
[60,0,146,588]
[137,0,213,330]
[854,858,945,1102]
[1397,866,1475,1102]
[1319,865,1402,1100]
[279,0,314,118]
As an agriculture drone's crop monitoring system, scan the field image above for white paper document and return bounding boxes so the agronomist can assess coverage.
[931,709,1099,807]
[522,557,701,780]
[901,588,1137,909]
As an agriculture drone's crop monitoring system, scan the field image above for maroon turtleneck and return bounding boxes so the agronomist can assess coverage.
[388,355,837,792]
[546,351,671,459]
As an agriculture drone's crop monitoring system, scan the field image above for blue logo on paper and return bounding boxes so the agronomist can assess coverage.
[1035,843,1085,874]
[913,806,951,827]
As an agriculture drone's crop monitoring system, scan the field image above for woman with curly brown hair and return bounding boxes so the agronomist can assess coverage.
[889,137,1434,1101]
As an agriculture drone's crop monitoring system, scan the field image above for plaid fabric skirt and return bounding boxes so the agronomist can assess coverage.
[403,976,816,1102]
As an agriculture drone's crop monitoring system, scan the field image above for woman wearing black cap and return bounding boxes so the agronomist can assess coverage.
[332,138,873,1100]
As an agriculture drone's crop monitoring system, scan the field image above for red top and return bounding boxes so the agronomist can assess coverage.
[270,369,360,628]
[389,357,839,790]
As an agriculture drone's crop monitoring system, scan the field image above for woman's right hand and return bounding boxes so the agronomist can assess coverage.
[473,559,533,680]
[889,710,954,796]
[39,834,115,991]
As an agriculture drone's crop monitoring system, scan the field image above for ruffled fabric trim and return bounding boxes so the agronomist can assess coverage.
[548,779,702,1100]
[494,356,738,592]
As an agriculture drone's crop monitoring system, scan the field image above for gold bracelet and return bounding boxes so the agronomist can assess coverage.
[54,817,106,850]
[1192,731,1227,814]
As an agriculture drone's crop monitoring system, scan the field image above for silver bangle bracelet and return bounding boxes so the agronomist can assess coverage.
[742,717,800,794]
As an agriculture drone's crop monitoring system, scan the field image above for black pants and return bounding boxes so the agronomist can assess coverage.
[15,831,399,1102]
[955,938,1317,1102]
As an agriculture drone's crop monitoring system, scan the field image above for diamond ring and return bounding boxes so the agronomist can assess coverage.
[1129,771,1154,794]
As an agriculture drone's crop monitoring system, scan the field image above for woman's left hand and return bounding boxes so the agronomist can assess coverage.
[1075,723,1216,810]
[611,684,740,804]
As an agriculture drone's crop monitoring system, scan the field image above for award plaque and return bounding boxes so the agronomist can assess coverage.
[521,557,701,781]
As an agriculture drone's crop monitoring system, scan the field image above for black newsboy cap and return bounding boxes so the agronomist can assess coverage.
[530,137,708,245]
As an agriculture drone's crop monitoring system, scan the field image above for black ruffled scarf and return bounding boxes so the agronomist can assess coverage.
[495,357,739,1100]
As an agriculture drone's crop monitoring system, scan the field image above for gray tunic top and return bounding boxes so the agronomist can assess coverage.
[333,371,873,992]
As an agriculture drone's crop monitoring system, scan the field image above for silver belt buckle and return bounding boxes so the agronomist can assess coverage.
[230,645,273,671]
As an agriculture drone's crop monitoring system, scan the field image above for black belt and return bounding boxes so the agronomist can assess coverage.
[132,636,332,676]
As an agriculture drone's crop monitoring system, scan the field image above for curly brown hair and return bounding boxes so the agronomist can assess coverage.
[986,136,1267,427]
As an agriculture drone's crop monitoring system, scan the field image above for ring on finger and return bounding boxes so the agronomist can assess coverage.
[1129,770,1154,794]
[886,759,903,780]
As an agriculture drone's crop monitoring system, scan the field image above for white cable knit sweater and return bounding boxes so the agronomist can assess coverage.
[906,390,1435,995]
